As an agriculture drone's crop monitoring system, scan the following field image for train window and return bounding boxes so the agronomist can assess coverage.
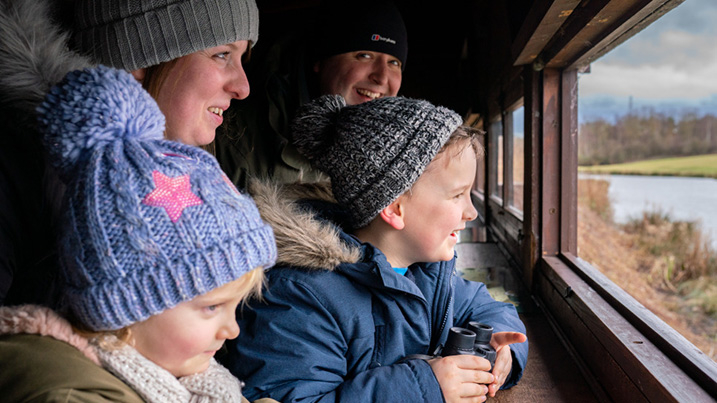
[489,117,503,202]
[575,0,716,364]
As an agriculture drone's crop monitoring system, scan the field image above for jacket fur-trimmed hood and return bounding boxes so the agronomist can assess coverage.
[0,0,91,127]
[249,181,362,271]
[0,304,100,364]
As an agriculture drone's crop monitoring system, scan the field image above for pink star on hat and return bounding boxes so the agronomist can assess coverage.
[142,170,204,222]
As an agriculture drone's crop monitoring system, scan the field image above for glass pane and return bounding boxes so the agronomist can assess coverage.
[490,119,503,200]
[510,106,524,211]
[475,132,486,193]
[577,0,716,362]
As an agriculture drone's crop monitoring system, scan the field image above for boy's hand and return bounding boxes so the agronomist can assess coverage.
[487,331,527,397]
[429,355,493,402]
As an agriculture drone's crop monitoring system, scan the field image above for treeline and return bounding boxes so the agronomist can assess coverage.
[578,113,717,166]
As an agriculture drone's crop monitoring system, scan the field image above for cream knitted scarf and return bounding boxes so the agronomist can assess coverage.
[94,336,243,403]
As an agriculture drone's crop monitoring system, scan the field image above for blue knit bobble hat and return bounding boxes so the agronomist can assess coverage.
[37,65,276,331]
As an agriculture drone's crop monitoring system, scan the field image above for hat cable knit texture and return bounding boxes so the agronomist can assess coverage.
[73,0,259,71]
[37,65,276,331]
[292,94,463,229]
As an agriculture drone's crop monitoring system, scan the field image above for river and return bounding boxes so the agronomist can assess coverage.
[579,174,717,248]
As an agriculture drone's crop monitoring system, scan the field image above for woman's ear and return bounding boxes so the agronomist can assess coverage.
[379,198,406,230]
[131,68,146,82]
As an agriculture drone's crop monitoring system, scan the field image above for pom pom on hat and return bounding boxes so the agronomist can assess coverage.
[292,94,346,160]
[38,65,164,182]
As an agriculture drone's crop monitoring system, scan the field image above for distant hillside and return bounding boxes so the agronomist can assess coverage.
[578,112,717,165]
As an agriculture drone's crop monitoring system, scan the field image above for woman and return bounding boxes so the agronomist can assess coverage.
[72,0,258,147]
[0,0,259,307]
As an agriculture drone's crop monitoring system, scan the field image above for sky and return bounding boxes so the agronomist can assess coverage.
[578,0,717,121]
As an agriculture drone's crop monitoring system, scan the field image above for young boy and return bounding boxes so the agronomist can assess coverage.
[221,95,529,402]
[0,66,277,402]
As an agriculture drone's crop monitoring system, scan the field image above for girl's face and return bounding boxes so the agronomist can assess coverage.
[392,142,478,267]
[152,40,251,147]
[129,276,253,377]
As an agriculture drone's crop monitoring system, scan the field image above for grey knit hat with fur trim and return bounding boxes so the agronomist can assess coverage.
[292,95,463,229]
[73,0,259,71]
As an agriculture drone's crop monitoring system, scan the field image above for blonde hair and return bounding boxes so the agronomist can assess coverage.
[437,125,485,159]
[401,125,484,198]
[235,266,266,304]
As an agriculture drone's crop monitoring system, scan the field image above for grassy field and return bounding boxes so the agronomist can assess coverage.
[579,153,717,178]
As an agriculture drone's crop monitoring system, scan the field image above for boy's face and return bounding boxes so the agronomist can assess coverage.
[129,275,252,377]
[396,142,478,265]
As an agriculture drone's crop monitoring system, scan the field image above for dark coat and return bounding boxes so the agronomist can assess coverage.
[221,182,529,403]
[0,0,91,306]
[214,33,325,190]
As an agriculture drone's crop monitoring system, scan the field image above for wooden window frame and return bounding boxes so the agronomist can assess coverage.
[523,67,717,401]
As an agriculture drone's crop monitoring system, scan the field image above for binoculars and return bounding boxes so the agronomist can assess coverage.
[440,321,497,368]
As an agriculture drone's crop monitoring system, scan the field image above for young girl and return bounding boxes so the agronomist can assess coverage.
[0,66,277,402]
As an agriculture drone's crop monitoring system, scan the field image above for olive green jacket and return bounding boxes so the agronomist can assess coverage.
[0,333,144,402]
[0,306,277,403]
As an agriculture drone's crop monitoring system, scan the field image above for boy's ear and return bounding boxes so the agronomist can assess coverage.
[131,68,146,82]
[379,199,406,230]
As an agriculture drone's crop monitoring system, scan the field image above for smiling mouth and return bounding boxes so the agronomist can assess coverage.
[208,107,224,117]
[356,88,381,99]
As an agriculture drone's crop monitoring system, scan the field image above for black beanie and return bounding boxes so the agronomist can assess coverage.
[312,1,408,68]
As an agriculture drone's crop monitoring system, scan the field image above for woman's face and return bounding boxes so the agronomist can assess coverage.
[151,40,251,146]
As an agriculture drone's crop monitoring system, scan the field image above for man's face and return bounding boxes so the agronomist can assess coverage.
[315,51,402,105]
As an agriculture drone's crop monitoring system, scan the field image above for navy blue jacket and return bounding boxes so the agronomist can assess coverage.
[222,182,528,402]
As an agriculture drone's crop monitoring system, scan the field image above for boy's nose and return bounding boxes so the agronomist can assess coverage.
[464,203,478,222]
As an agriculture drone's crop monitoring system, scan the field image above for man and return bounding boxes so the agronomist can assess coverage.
[215,1,408,188]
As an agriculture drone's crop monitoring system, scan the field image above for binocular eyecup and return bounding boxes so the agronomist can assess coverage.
[440,321,497,368]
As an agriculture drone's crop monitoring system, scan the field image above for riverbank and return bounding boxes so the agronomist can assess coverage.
[579,153,717,178]
[578,178,716,361]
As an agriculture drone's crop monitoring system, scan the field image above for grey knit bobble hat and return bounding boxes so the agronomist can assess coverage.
[37,66,276,331]
[73,0,259,71]
[292,95,463,229]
